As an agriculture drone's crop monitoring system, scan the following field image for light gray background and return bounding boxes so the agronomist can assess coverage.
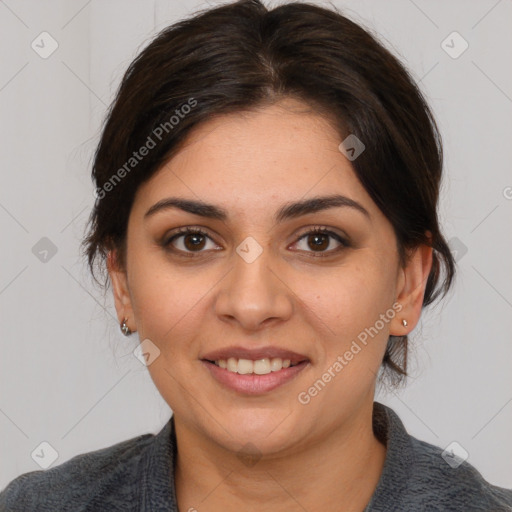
[1,0,511,490]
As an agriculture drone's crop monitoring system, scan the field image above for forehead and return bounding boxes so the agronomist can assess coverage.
[132,99,376,219]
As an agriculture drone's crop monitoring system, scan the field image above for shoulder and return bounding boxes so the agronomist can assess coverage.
[370,403,512,511]
[405,433,512,510]
[0,431,155,512]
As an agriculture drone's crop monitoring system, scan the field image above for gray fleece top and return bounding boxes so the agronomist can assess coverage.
[1,402,511,511]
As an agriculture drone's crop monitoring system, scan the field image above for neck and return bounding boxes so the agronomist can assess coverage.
[174,399,386,512]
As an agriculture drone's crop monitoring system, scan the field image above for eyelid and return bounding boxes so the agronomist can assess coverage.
[163,226,219,248]
[290,225,349,254]
[294,224,349,242]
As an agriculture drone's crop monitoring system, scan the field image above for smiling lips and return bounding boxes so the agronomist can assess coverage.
[201,346,310,394]
[201,346,308,372]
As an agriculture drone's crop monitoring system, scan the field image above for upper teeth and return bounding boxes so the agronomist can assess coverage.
[215,357,293,375]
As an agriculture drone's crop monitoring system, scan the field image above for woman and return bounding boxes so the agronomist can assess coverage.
[1,0,511,510]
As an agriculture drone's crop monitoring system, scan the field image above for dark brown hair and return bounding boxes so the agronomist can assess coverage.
[82,0,455,386]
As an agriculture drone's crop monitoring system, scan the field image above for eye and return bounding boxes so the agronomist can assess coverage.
[162,226,349,257]
[163,227,219,255]
[292,227,348,256]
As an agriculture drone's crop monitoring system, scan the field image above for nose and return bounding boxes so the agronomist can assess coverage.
[214,246,294,332]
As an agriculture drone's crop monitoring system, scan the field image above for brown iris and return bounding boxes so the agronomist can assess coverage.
[307,233,329,251]
[183,233,207,251]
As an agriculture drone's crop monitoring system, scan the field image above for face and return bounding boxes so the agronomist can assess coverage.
[109,98,430,457]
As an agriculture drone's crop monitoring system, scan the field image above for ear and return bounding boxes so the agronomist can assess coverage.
[107,250,136,333]
[390,241,433,336]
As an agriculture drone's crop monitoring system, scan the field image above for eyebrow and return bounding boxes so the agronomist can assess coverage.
[144,194,370,222]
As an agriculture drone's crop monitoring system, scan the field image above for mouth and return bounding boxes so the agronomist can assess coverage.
[200,346,310,394]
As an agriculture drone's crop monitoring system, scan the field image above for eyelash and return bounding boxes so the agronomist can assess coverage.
[162,226,349,258]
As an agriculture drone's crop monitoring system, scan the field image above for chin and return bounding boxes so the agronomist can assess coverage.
[209,406,306,454]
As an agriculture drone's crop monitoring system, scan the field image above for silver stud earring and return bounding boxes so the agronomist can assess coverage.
[402,319,408,327]
[120,318,132,336]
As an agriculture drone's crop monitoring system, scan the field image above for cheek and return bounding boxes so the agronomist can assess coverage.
[128,260,211,350]
[294,261,397,395]
[297,260,396,339]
